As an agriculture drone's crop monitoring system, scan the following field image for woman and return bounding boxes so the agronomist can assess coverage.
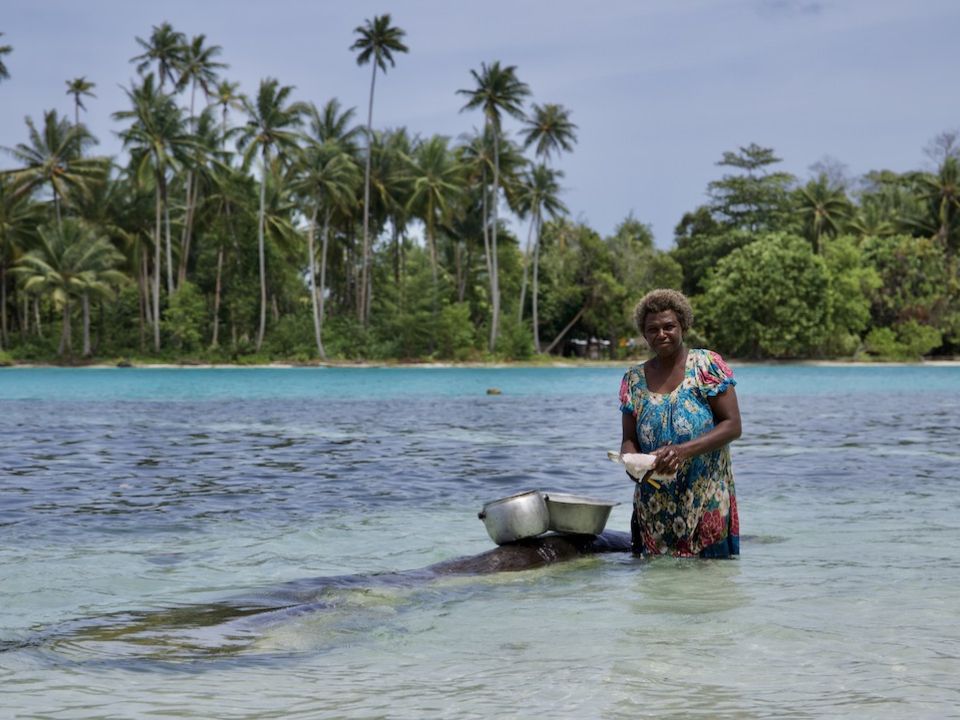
[619,289,742,558]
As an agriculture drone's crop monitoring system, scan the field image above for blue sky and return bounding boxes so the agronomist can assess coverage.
[2,0,958,247]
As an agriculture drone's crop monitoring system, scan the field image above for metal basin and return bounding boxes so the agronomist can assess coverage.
[478,490,550,545]
[543,493,619,536]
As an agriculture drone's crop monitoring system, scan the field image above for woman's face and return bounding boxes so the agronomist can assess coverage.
[643,309,684,355]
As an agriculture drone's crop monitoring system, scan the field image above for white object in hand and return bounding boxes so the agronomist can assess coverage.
[607,450,675,482]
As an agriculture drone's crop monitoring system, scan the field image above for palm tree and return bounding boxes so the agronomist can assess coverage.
[1,110,103,227]
[520,103,578,162]
[204,163,249,350]
[351,13,408,325]
[237,78,307,352]
[176,107,221,286]
[213,79,244,139]
[374,128,414,289]
[406,135,462,289]
[794,174,853,253]
[516,164,566,352]
[457,61,530,351]
[132,22,186,91]
[305,98,361,155]
[174,35,226,287]
[114,74,195,348]
[292,136,361,358]
[13,219,124,359]
[0,176,42,348]
[176,35,225,118]
[65,77,96,127]
[916,156,960,252]
[0,33,11,82]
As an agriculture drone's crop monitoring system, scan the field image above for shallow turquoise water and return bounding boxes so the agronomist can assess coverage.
[3,363,960,400]
[1,365,959,718]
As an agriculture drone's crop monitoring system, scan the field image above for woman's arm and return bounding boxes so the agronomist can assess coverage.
[620,411,640,455]
[652,387,742,473]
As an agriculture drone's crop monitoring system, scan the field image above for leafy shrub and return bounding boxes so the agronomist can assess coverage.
[864,321,942,360]
[163,282,206,351]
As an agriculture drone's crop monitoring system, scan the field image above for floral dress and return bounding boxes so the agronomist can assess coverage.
[618,348,740,558]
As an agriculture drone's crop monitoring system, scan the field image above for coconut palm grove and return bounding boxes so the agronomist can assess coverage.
[0,19,958,364]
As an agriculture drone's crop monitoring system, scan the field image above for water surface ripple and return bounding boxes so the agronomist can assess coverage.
[1,366,959,718]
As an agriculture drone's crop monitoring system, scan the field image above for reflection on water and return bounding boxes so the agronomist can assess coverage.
[1,367,959,718]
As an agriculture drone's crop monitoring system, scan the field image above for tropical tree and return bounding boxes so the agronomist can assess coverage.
[132,22,186,91]
[13,219,124,359]
[0,33,11,82]
[114,74,195,348]
[458,61,530,351]
[699,233,830,358]
[794,173,854,253]
[65,77,96,127]
[213,79,244,139]
[176,107,221,287]
[0,176,42,348]
[370,128,414,298]
[406,135,462,289]
[708,143,795,232]
[1,109,103,227]
[292,135,361,358]
[520,103,578,162]
[174,35,227,286]
[350,13,408,325]
[913,156,960,252]
[518,102,576,351]
[176,34,225,118]
[237,77,307,352]
[516,163,566,352]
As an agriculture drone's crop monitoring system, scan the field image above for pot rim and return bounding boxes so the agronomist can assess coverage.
[481,490,543,510]
[543,492,620,507]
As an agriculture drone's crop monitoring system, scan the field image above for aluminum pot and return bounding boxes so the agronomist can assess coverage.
[543,493,619,535]
[478,490,550,545]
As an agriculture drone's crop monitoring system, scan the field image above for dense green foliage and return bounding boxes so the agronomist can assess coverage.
[1,23,958,363]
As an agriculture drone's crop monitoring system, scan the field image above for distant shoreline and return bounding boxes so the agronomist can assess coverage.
[3,357,959,369]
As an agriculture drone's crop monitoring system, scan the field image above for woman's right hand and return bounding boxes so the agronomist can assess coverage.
[652,444,685,474]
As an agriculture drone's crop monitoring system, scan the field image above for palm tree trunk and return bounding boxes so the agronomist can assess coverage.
[153,180,162,351]
[307,205,323,358]
[163,178,174,296]
[139,248,148,352]
[34,298,43,337]
[211,244,224,349]
[82,293,91,358]
[178,81,198,289]
[489,127,501,352]
[392,218,401,288]
[532,209,543,353]
[59,298,72,359]
[178,173,195,287]
[0,264,7,350]
[518,215,535,323]
[53,188,63,231]
[94,298,104,356]
[455,241,465,303]
[360,63,378,326]
[255,150,269,353]
[427,201,438,288]
[317,208,333,360]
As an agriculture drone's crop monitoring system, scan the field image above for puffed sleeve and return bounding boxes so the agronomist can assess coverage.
[694,349,736,397]
[619,367,640,416]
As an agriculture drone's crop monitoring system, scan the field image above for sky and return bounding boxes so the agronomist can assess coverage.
[2,0,959,247]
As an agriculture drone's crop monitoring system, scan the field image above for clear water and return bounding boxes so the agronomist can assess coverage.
[1,365,959,718]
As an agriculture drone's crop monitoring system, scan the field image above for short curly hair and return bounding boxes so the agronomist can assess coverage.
[633,289,694,332]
